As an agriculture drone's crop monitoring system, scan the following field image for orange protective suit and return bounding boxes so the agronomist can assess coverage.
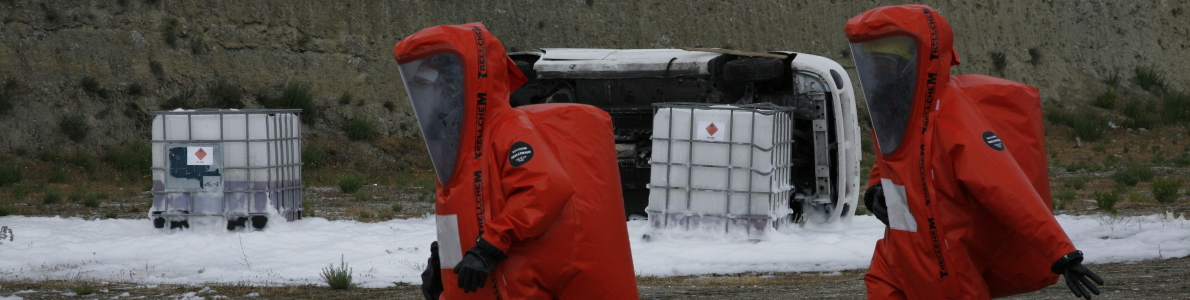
[847,5,1077,299]
[394,23,638,300]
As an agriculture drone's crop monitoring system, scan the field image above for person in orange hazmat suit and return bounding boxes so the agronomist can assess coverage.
[846,5,1104,300]
[393,23,638,300]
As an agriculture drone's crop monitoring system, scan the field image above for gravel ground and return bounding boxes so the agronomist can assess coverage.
[2,256,1186,299]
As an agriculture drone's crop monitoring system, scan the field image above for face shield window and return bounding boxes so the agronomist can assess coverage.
[850,36,918,154]
[399,53,465,184]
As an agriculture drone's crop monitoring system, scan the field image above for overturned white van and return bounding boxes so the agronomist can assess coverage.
[509,48,862,234]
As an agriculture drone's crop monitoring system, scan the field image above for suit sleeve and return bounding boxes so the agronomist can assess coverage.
[480,122,576,252]
[949,130,1076,262]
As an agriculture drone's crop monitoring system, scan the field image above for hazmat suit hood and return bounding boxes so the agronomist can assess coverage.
[847,4,960,158]
[395,23,527,186]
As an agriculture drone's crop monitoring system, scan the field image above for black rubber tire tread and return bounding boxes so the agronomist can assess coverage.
[722,57,784,82]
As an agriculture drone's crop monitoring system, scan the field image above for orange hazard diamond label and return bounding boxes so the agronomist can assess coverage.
[187,146,214,165]
[696,121,725,141]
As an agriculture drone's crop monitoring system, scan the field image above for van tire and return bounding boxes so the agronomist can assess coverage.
[723,57,784,82]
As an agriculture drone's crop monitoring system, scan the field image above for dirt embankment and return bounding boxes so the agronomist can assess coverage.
[0,0,1186,157]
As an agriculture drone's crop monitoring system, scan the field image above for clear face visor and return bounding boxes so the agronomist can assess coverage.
[399,53,465,184]
[850,36,918,154]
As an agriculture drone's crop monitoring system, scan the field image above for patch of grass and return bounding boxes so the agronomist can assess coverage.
[69,191,85,202]
[338,92,352,106]
[106,143,151,181]
[1092,188,1121,214]
[1134,66,1167,94]
[127,83,145,97]
[990,51,1007,76]
[302,145,324,169]
[150,61,165,78]
[163,18,180,48]
[1111,163,1156,187]
[44,5,62,23]
[0,205,12,216]
[1027,48,1041,66]
[47,167,68,183]
[391,203,403,212]
[1064,175,1092,190]
[1125,188,1153,203]
[60,115,90,142]
[1047,109,1106,142]
[1174,153,1190,167]
[383,100,396,112]
[162,89,195,110]
[83,196,100,208]
[71,283,95,295]
[354,190,370,201]
[1053,189,1076,210]
[43,190,62,204]
[1054,188,1077,202]
[69,151,94,172]
[1152,177,1182,203]
[80,77,103,96]
[1162,91,1190,125]
[1102,69,1121,87]
[261,83,317,124]
[103,212,118,219]
[0,162,20,186]
[0,84,12,115]
[9,184,30,199]
[339,174,364,193]
[1064,161,1103,173]
[1092,88,1117,109]
[105,143,151,170]
[1091,144,1106,153]
[321,255,353,289]
[209,80,243,109]
[343,118,376,141]
[1121,100,1157,130]
[190,35,206,55]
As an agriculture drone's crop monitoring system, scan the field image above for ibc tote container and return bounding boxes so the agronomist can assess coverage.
[648,103,794,238]
[149,109,302,230]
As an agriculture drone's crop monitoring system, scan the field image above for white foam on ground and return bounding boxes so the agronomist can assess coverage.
[0,213,1185,287]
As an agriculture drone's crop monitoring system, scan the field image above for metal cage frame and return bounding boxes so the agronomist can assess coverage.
[149,109,303,226]
[647,102,796,235]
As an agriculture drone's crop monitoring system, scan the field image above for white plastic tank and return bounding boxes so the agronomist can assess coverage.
[149,109,302,230]
[648,103,794,237]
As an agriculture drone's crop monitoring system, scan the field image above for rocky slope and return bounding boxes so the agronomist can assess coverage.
[0,0,1185,155]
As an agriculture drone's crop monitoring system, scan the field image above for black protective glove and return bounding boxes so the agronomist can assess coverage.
[864,184,889,226]
[420,241,443,300]
[1051,250,1105,300]
[453,238,508,293]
